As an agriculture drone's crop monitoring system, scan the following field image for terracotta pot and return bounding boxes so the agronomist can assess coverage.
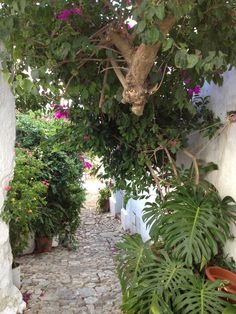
[35,237,52,253]
[206,266,236,295]
[102,199,110,212]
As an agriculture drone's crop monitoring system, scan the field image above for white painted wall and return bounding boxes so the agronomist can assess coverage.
[178,69,236,260]
[120,187,157,242]
[109,190,124,217]
[0,46,25,314]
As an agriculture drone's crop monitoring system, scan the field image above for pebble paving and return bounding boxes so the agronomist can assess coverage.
[19,180,124,314]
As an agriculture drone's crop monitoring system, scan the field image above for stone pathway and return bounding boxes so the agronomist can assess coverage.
[19,180,124,313]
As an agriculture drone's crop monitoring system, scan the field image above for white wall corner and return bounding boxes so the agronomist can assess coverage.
[0,45,26,313]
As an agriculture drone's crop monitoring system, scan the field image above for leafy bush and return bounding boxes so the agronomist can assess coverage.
[117,235,236,314]
[117,180,236,314]
[97,186,111,213]
[15,111,86,247]
[2,148,47,258]
[41,150,85,245]
[143,182,236,267]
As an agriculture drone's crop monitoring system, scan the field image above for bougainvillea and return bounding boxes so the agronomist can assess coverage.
[0,1,235,192]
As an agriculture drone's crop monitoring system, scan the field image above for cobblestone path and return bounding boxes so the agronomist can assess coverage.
[19,180,124,314]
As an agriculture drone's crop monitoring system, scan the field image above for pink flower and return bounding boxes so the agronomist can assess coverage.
[23,292,32,305]
[193,85,201,94]
[79,155,85,162]
[57,8,82,22]
[183,79,191,85]
[84,161,93,170]
[70,8,82,15]
[28,152,33,157]
[127,20,136,30]
[42,180,49,187]
[187,85,201,97]
[57,9,71,21]
[5,185,11,192]
[53,111,68,120]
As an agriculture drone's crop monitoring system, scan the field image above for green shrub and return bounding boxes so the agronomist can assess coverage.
[117,180,236,314]
[2,148,47,258]
[15,111,86,247]
[97,186,111,213]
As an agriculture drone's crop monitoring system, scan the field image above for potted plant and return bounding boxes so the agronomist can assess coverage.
[33,207,57,253]
[206,266,236,296]
[97,186,111,213]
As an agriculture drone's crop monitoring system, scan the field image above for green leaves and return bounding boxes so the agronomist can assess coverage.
[143,27,160,45]
[175,49,200,69]
[173,278,235,314]
[117,234,236,314]
[145,183,236,267]
[136,20,146,34]
[154,3,165,20]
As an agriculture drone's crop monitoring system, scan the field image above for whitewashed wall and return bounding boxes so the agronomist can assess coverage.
[0,47,25,313]
[120,187,157,242]
[178,69,236,260]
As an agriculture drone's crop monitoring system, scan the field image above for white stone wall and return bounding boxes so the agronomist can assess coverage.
[0,46,25,313]
[178,69,236,260]
[120,187,157,242]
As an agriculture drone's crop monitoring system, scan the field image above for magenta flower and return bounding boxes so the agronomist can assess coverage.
[127,20,136,30]
[23,292,32,305]
[5,185,11,192]
[193,85,201,94]
[187,85,201,97]
[57,9,71,21]
[70,8,82,15]
[79,155,85,162]
[183,78,191,85]
[53,111,68,120]
[57,8,82,22]
[84,161,93,170]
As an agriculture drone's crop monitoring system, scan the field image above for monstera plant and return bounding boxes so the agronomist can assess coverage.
[117,179,236,314]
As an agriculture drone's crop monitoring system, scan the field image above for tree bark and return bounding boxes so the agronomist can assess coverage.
[109,15,176,115]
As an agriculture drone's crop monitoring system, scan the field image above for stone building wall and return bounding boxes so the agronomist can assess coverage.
[0,46,25,313]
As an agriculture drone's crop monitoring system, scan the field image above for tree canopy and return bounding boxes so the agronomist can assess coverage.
[0,0,235,193]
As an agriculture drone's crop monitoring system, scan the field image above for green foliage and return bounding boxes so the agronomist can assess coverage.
[116,235,236,314]
[42,150,85,245]
[173,278,234,314]
[144,182,236,267]
[0,0,230,195]
[97,186,111,213]
[15,111,86,247]
[2,148,47,258]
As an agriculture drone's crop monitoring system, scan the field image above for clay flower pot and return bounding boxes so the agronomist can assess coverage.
[35,237,53,253]
[206,266,236,295]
